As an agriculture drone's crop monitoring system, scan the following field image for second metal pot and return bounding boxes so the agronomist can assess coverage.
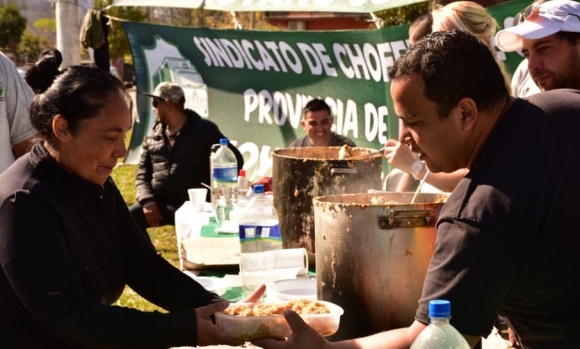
[272,147,382,260]
[314,192,447,340]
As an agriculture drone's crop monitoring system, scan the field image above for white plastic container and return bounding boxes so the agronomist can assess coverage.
[215,300,343,340]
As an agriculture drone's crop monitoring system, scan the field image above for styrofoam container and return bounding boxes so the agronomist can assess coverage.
[267,278,316,302]
[215,300,343,340]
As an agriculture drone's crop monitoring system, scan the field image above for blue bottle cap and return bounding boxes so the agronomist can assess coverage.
[429,300,451,318]
[220,138,228,146]
[253,184,265,194]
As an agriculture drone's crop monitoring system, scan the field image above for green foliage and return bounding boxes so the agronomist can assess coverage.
[0,4,27,56]
[18,30,51,64]
[34,18,57,34]
[376,1,431,27]
[111,163,181,311]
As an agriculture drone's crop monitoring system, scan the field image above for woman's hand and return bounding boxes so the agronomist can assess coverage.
[252,310,330,349]
[241,284,267,303]
[195,301,244,347]
[383,139,416,173]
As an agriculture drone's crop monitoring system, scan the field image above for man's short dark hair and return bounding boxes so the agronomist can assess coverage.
[388,30,509,118]
[303,98,331,118]
[556,31,580,45]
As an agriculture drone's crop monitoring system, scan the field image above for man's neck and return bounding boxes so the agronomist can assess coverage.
[466,97,513,169]
[166,110,187,135]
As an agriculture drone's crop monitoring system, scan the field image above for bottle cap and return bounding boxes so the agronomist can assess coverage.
[220,138,228,146]
[428,300,451,318]
[239,169,246,177]
[253,184,265,194]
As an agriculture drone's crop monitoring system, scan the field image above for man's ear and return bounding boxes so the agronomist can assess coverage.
[52,115,73,142]
[457,98,478,132]
[300,119,307,129]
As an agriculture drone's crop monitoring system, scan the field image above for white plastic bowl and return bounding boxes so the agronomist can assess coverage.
[267,278,317,302]
[215,300,343,340]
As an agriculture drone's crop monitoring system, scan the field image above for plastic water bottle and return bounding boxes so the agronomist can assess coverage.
[410,300,470,349]
[237,169,249,208]
[211,138,238,221]
[238,184,282,253]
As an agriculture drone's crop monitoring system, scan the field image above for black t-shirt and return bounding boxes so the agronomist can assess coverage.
[416,89,580,349]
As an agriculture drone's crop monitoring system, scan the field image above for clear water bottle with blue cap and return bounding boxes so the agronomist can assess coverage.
[238,184,281,253]
[211,138,238,222]
[410,300,470,349]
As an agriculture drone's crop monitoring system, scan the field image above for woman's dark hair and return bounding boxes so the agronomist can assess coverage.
[25,49,126,145]
[388,30,509,118]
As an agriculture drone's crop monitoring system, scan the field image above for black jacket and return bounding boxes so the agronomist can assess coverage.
[0,144,218,348]
[136,109,244,207]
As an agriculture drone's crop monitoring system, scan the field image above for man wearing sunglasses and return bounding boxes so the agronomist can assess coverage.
[132,82,244,237]
[496,0,580,92]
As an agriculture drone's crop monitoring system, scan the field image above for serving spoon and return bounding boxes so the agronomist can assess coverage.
[345,147,386,160]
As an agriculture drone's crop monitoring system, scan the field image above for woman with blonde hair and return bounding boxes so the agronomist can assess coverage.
[431,1,511,88]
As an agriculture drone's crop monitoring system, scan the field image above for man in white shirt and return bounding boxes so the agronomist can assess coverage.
[0,51,35,173]
[496,0,580,91]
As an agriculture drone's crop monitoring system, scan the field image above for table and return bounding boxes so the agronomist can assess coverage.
[175,201,241,270]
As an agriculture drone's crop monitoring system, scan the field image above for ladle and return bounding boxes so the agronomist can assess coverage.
[345,147,386,160]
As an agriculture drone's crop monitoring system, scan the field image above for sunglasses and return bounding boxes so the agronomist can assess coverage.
[514,4,580,26]
[152,98,164,108]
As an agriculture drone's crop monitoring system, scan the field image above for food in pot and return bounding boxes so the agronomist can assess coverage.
[370,196,402,205]
[215,300,343,340]
[338,144,352,160]
[369,194,448,205]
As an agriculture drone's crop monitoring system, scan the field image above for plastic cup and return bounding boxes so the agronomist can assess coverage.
[188,188,208,211]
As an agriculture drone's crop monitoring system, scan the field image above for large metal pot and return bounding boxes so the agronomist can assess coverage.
[272,147,382,261]
[314,192,447,340]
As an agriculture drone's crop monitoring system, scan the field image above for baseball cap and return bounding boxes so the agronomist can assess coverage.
[495,0,580,52]
[141,82,185,104]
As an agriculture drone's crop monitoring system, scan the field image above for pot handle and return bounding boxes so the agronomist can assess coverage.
[331,168,357,175]
[378,209,432,229]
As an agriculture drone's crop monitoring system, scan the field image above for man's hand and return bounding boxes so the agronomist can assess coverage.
[252,309,329,349]
[195,301,244,347]
[143,203,162,227]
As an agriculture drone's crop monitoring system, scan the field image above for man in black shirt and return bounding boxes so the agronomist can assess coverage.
[255,31,580,349]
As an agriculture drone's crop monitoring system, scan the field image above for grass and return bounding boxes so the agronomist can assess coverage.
[111,163,180,312]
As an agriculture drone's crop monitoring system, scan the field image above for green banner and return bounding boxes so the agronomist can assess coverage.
[122,0,529,181]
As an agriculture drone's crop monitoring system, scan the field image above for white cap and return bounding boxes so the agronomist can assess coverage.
[495,0,580,52]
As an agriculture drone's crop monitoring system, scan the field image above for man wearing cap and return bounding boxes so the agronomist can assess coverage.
[131,82,244,236]
[496,0,580,91]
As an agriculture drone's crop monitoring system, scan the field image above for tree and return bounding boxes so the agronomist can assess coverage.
[18,30,51,65]
[376,2,431,27]
[0,4,27,57]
